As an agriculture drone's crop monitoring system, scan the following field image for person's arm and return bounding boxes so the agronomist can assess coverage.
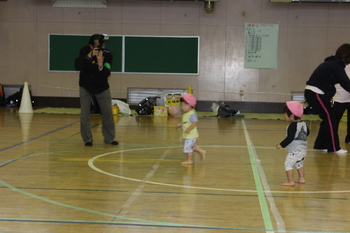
[96,50,104,70]
[98,50,113,76]
[277,123,297,149]
[185,121,198,134]
[93,49,111,77]
[74,45,92,70]
[185,113,198,134]
[103,50,113,70]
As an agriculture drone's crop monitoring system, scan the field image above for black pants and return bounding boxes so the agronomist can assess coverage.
[305,89,340,152]
[333,101,350,143]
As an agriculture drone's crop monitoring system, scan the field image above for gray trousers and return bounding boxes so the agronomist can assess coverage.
[80,87,115,144]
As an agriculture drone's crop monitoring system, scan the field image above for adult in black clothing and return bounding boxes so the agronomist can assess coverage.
[304,43,350,153]
[74,34,118,146]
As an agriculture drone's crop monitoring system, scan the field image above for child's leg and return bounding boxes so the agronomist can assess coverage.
[182,139,194,165]
[181,152,193,165]
[295,167,305,184]
[283,152,296,186]
[295,150,306,184]
[194,146,206,160]
[283,169,295,186]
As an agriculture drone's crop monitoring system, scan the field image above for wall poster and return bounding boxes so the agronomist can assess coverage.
[244,23,279,69]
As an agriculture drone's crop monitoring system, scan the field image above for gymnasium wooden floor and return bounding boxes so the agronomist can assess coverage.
[0,107,349,233]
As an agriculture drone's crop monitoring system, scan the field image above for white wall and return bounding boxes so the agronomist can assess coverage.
[1,0,350,103]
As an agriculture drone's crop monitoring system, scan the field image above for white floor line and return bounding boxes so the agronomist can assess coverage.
[242,119,286,233]
[89,147,350,194]
[118,149,171,216]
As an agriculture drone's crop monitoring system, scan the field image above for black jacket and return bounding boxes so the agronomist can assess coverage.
[74,45,113,94]
[306,56,350,99]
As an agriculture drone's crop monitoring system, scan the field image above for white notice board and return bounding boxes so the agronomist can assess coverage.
[244,23,279,69]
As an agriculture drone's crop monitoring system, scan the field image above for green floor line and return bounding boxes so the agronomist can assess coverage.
[242,120,275,232]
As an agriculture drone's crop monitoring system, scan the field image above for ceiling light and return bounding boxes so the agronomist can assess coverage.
[51,0,107,8]
[204,0,218,14]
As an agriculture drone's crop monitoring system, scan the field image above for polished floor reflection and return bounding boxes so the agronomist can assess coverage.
[0,107,349,233]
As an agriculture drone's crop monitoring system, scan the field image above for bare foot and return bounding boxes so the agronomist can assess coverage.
[181,161,193,165]
[282,183,295,187]
[295,180,306,184]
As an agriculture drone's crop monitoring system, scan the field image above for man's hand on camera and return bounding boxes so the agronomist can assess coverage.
[92,48,99,57]
[96,50,104,69]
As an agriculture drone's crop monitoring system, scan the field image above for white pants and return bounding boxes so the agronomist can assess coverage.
[183,138,198,153]
[284,148,306,171]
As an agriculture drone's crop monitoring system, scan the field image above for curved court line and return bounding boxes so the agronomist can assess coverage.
[0,147,348,232]
[0,178,231,230]
[88,147,259,193]
[1,146,350,195]
[0,178,294,233]
[88,146,350,195]
[0,147,272,231]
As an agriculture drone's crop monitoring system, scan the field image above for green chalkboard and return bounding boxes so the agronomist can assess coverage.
[49,34,123,72]
[49,35,199,74]
[124,36,199,74]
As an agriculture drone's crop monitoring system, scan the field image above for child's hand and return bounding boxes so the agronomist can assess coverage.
[276,144,281,149]
[185,128,191,134]
[176,123,182,129]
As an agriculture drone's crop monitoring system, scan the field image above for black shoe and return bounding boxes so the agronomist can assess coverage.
[85,142,93,146]
[110,141,119,145]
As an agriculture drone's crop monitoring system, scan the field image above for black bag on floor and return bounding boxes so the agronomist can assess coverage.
[218,103,238,118]
[5,86,34,107]
[6,91,21,106]
[136,96,159,115]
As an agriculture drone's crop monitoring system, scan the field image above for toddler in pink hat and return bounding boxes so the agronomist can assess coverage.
[276,101,310,187]
[175,94,206,165]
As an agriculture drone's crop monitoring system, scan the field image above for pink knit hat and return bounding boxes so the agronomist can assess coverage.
[182,94,197,107]
[286,101,303,117]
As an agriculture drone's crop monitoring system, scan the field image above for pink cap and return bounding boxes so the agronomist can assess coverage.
[182,94,197,107]
[286,101,303,117]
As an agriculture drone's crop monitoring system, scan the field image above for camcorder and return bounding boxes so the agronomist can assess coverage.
[96,34,110,55]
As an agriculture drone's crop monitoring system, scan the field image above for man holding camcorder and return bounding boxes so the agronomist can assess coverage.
[74,34,118,147]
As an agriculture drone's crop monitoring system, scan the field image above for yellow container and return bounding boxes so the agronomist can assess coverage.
[154,106,168,116]
[112,105,119,115]
[187,86,193,94]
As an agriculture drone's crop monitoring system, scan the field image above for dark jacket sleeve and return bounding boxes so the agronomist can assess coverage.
[280,122,297,148]
[99,65,111,77]
[103,50,113,67]
[74,45,92,71]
